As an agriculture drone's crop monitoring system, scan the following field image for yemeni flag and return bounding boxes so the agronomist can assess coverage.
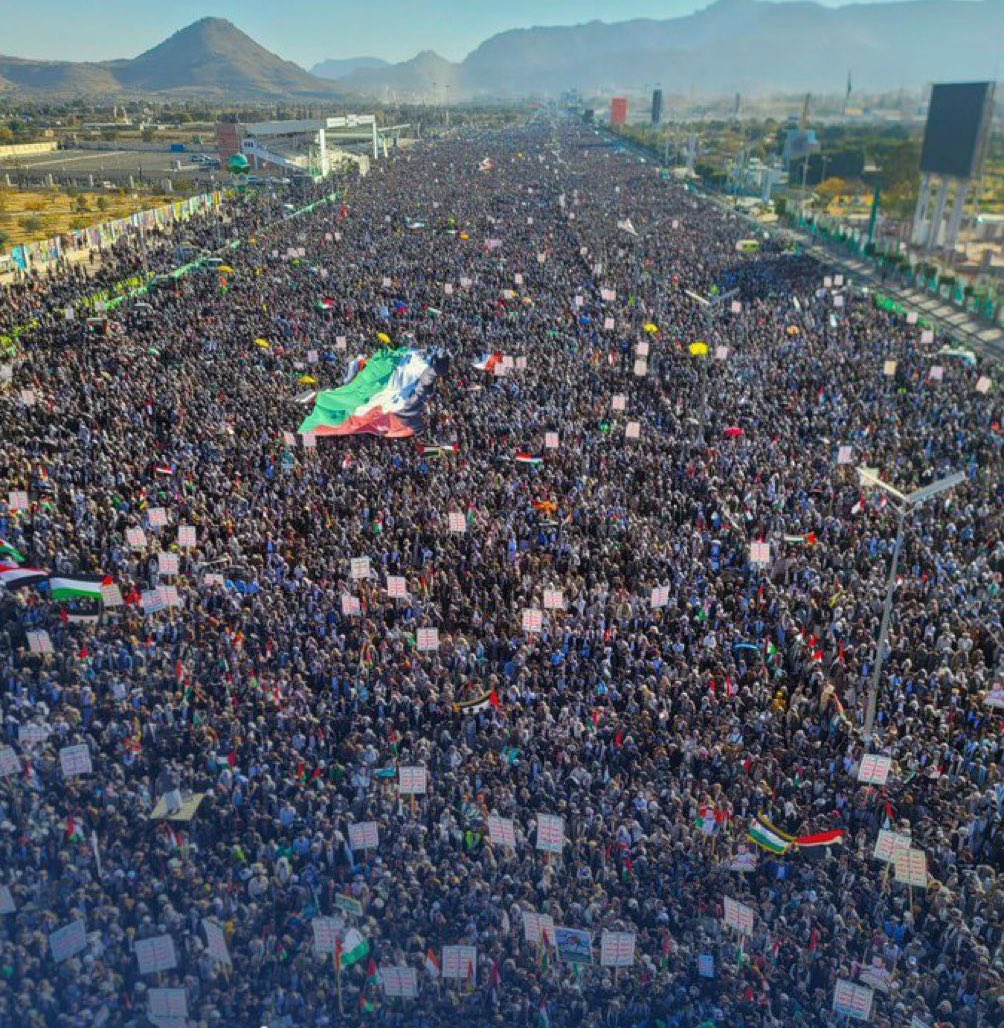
[47,574,111,601]
[515,453,543,466]
[0,563,48,591]
[340,928,369,968]
[473,352,503,373]
[747,816,793,856]
[0,539,25,563]
[418,442,459,458]
[298,348,435,439]
[795,828,845,853]
[783,532,818,546]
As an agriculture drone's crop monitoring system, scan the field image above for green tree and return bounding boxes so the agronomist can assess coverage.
[20,214,43,235]
[141,126,157,143]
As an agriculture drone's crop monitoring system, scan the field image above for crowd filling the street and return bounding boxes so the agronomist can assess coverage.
[0,123,1001,1028]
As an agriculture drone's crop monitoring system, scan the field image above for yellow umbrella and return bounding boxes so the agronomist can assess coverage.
[254,338,270,349]
[689,342,709,357]
[299,374,317,385]
[459,233,470,240]
[376,332,391,345]
[643,322,659,334]
[217,265,234,274]
[786,325,800,336]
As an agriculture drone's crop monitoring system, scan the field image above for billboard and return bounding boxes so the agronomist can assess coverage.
[919,82,995,180]
[610,97,628,126]
[651,89,663,125]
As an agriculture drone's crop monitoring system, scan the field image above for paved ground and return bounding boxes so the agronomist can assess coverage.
[0,148,220,187]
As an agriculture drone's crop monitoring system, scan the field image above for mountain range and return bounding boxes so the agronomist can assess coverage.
[335,0,1004,97]
[0,1,1001,100]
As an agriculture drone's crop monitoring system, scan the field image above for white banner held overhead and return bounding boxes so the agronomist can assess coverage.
[350,556,371,580]
[723,896,755,937]
[158,552,179,578]
[348,821,380,851]
[487,814,517,849]
[60,744,92,778]
[522,608,543,633]
[543,589,564,610]
[341,593,360,615]
[0,746,19,777]
[49,919,87,963]
[26,631,54,655]
[522,910,555,945]
[312,917,340,954]
[441,945,477,980]
[625,421,640,440]
[177,525,196,549]
[857,754,892,785]
[381,965,418,998]
[833,978,874,1021]
[148,988,188,1024]
[544,431,559,449]
[202,918,232,966]
[895,848,928,888]
[398,766,428,795]
[135,934,178,975]
[448,512,466,533]
[611,394,626,411]
[650,585,669,608]
[126,527,147,549]
[749,542,771,566]
[600,930,636,967]
[872,829,911,865]
[535,813,564,854]
[386,576,408,599]
[416,628,439,652]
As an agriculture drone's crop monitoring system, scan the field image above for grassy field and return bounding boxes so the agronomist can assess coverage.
[0,187,173,248]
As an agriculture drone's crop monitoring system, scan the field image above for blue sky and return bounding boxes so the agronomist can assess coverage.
[6,0,919,66]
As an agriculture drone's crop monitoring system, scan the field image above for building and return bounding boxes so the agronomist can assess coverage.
[610,97,628,126]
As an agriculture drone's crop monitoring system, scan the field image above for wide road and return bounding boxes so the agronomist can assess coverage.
[0,147,218,185]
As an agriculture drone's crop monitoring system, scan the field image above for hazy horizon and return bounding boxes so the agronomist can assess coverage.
[5,0,934,68]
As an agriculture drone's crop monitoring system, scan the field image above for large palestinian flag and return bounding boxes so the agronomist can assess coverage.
[298,348,435,439]
[47,574,111,601]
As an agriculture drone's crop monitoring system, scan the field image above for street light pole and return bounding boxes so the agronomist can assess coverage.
[859,468,965,744]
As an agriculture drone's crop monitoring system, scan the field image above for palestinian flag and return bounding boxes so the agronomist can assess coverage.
[0,539,25,563]
[0,563,47,591]
[473,352,503,373]
[747,816,794,856]
[153,464,175,476]
[298,348,435,439]
[418,442,459,458]
[455,689,501,713]
[783,532,818,546]
[317,297,337,311]
[341,928,369,968]
[515,453,543,466]
[47,574,111,601]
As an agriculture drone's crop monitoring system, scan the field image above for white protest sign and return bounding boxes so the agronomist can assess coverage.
[515,273,524,286]
[536,813,564,854]
[126,528,147,549]
[177,525,196,549]
[544,431,559,449]
[834,274,844,286]
[600,931,636,967]
[348,821,380,851]
[386,575,408,599]
[416,627,439,652]
[636,341,650,358]
[341,593,360,615]
[158,552,179,577]
[857,754,892,785]
[444,283,454,295]
[204,574,225,588]
[858,958,891,991]
[135,934,177,974]
[833,294,845,308]
[147,507,168,528]
[301,431,317,449]
[715,345,729,361]
[920,329,934,344]
[833,978,874,1021]
[312,917,340,954]
[895,848,928,888]
[611,394,626,411]
[202,919,231,966]
[883,360,897,377]
[976,376,992,394]
[382,276,392,288]
[873,829,911,864]
[600,287,616,302]
[984,687,1004,709]
[650,585,669,608]
[336,335,347,351]
[487,815,517,850]
[574,295,583,308]
[50,919,87,962]
[522,910,555,945]
[381,965,418,998]
[823,276,833,288]
[448,512,466,533]
[522,608,543,633]
[18,724,50,747]
[7,491,28,511]
[625,421,640,440]
[60,744,92,778]
[543,589,564,610]
[0,885,14,913]
[603,317,615,331]
[148,988,188,1026]
[399,766,428,795]
[749,542,771,566]
[0,746,19,778]
[350,556,371,580]
[633,359,648,377]
[730,300,742,313]
[20,390,35,407]
[159,585,182,609]
[837,445,853,465]
[906,312,918,324]
[441,945,477,980]
[698,953,714,978]
[100,582,123,607]
[307,349,319,364]
[723,896,755,937]
[460,277,472,288]
[515,355,527,370]
[929,365,944,381]
[26,631,54,655]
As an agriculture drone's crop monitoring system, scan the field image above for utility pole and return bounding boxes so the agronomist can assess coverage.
[858,468,965,743]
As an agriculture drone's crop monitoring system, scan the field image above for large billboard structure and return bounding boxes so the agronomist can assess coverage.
[610,97,628,126]
[912,82,995,254]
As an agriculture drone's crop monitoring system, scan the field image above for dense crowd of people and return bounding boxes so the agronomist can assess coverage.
[0,122,1001,1028]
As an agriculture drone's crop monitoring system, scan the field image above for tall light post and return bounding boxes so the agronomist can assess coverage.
[858,468,965,743]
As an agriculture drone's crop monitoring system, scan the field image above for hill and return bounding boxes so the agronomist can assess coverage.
[311,57,389,79]
[340,0,1004,98]
[337,51,459,98]
[0,17,342,97]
